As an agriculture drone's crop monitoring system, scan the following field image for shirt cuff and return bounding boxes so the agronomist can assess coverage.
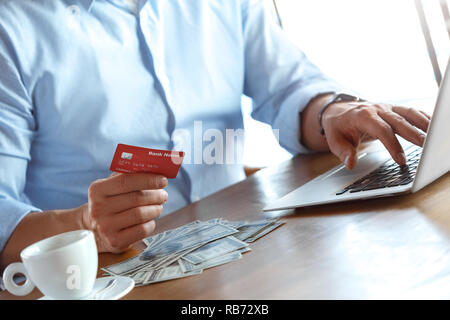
[0,197,41,252]
[272,81,344,155]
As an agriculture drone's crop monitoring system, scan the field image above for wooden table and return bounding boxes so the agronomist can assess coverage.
[3,142,450,300]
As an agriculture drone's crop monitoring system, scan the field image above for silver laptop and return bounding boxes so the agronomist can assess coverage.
[264,60,450,212]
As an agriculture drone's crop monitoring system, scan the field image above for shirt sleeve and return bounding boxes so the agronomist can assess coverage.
[0,49,41,253]
[242,0,344,154]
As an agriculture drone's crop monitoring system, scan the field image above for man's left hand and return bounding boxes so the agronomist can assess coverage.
[319,101,431,169]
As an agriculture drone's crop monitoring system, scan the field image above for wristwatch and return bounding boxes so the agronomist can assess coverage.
[318,92,366,136]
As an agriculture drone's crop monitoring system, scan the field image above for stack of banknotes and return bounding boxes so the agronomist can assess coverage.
[102,218,285,286]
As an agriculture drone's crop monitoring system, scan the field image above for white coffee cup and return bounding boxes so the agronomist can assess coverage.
[2,230,98,299]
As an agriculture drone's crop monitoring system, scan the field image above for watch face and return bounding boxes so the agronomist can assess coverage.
[336,93,361,102]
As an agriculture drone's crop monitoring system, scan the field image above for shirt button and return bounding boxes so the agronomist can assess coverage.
[66,5,80,16]
[66,5,81,29]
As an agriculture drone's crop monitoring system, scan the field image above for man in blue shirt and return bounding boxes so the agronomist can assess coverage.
[0,0,429,267]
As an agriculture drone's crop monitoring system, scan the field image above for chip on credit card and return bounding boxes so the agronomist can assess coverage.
[110,144,184,179]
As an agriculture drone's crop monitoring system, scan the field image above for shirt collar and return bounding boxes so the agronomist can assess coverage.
[79,0,95,11]
[62,0,95,11]
[64,0,148,15]
[75,0,146,12]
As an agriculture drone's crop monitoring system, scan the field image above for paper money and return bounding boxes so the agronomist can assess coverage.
[141,264,202,285]
[102,218,284,287]
[232,219,279,242]
[151,244,205,269]
[238,247,252,254]
[182,236,248,265]
[140,222,238,261]
[245,221,285,243]
[131,270,148,286]
[178,251,242,273]
[143,220,202,249]
[102,254,150,276]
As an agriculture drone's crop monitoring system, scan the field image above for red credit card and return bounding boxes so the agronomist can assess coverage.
[110,144,184,179]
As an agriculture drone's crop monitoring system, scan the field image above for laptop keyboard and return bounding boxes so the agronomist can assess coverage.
[335,146,422,195]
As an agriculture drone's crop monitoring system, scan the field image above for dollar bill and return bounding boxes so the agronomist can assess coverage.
[140,264,202,286]
[104,221,209,275]
[178,251,242,273]
[245,221,285,243]
[144,221,219,255]
[151,243,205,269]
[102,218,284,286]
[182,236,248,265]
[140,222,238,261]
[238,246,252,254]
[101,254,151,276]
[143,220,202,249]
[130,270,148,286]
[222,220,249,229]
[232,219,278,242]
[206,218,227,225]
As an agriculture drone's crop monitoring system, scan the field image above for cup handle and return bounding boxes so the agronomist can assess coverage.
[2,262,35,296]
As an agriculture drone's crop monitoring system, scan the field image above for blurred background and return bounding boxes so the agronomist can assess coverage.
[242,0,450,170]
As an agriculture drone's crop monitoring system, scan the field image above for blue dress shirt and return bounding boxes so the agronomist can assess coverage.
[0,0,342,251]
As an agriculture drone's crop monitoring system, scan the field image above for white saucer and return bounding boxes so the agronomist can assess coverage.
[39,276,135,300]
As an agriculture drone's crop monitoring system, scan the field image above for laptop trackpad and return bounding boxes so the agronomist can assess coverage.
[321,151,391,180]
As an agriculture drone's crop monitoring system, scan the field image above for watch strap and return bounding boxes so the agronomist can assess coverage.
[318,93,366,136]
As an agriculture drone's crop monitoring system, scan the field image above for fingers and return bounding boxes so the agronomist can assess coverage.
[378,110,426,147]
[90,173,168,197]
[324,103,429,170]
[326,132,358,169]
[392,106,430,132]
[87,173,169,253]
[419,110,431,120]
[101,189,168,214]
[92,202,162,253]
[106,220,157,253]
[103,205,163,231]
[355,110,406,165]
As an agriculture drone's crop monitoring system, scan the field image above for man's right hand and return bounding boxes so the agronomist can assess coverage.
[81,173,168,253]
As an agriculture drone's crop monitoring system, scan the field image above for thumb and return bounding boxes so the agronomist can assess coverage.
[342,148,357,170]
[329,134,358,170]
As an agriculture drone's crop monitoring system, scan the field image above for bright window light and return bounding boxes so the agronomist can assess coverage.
[243,0,449,169]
